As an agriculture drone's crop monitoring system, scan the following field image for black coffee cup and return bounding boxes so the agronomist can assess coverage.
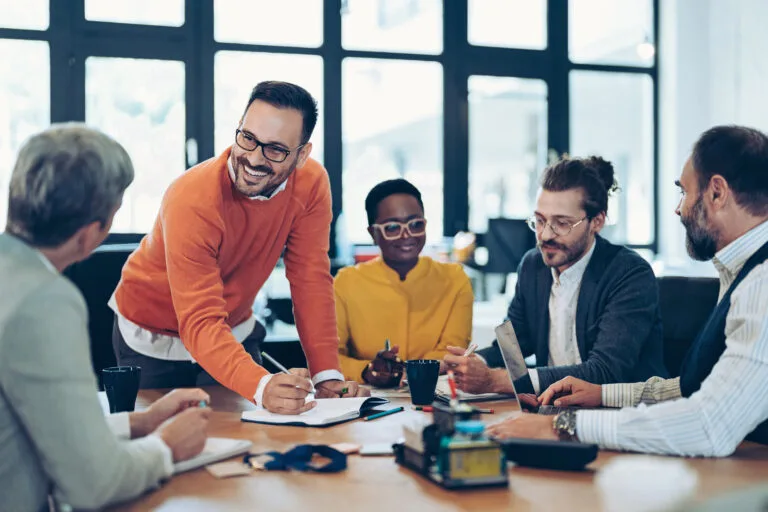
[406,359,440,405]
[102,366,141,413]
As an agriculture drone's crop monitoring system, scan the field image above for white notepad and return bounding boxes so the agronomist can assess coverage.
[434,375,515,403]
[241,397,388,427]
[173,437,253,474]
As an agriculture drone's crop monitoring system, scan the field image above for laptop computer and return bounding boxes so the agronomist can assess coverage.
[494,319,579,415]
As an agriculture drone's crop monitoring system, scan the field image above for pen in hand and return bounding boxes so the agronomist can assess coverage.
[261,351,316,394]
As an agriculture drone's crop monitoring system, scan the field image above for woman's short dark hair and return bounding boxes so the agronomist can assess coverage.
[243,81,318,145]
[540,155,619,219]
[365,179,424,226]
[692,125,768,216]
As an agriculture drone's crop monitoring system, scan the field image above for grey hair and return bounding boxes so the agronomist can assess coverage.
[6,123,134,247]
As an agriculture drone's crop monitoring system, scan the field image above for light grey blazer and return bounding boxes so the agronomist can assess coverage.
[0,233,169,511]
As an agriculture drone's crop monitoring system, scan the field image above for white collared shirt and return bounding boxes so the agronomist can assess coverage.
[579,219,768,456]
[529,240,596,393]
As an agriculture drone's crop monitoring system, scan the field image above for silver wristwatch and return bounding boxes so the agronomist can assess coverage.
[552,410,578,441]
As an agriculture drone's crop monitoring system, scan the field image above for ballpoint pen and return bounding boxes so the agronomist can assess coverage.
[261,351,316,393]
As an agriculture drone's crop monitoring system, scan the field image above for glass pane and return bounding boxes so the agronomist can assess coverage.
[214,52,324,163]
[468,76,548,233]
[569,0,655,67]
[342,0,442,54]
[85,0,184,26]
[0,40,49,230]
[86,57,185,233]
[468,0,547,50]
[214,0,322,47]
[342,58,443,246]
[0,0,49,29]
[570,71,654,245]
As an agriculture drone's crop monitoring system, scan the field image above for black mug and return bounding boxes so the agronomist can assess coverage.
[406,359,440,406]
[102,366,141,413]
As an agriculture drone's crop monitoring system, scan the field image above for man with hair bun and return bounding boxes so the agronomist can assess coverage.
[444,155,667,396]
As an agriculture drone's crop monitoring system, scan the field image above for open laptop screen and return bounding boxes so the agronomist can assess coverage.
[494,319,537,412]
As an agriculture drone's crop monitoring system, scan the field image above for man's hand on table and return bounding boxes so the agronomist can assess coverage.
[316,380,370,398]
[129,388,210,438]
[485,412,558,441]
[262,368,317,414]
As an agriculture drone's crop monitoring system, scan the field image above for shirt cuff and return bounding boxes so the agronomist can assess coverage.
[312,369,345,385]
[253,374,274,407]
[602,383,634,408]
[528,369,541,394]
[576,409,620,449]
[147,434,175,478]
[474,353,488,366]
[106,412,131,440]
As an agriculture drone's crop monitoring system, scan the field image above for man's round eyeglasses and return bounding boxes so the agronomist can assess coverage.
[235,129,305,163]
[372,218,427,241]
[526,215,587,237]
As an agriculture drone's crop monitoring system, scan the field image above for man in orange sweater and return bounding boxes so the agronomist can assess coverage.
[111,81,366,414]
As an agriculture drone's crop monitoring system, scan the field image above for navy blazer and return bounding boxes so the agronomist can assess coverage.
[478,235,668,393]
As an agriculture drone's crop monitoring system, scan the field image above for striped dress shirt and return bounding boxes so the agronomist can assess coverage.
[576,219,768,456]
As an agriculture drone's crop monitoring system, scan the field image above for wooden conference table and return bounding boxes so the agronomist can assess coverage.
[110,387,768,512]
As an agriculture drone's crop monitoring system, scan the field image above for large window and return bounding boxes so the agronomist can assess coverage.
[570,71,654,245]
[0,1,659,254]
[0,39,49,230]
[85,0,185,26]
[468,76,548,233]
[342,59,443,244]
[85,57,186,233]
[214,0,323,47]
[342,0,442,54]
[468,0,547,50]
[569,0,655,67]
[214,52,324,162]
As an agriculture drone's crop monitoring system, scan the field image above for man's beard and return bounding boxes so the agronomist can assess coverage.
[681,196,718,261]
[234,155,295,198]
[537,228,591,269]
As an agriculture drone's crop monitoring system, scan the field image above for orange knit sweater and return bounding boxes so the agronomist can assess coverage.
[114,148,340,400]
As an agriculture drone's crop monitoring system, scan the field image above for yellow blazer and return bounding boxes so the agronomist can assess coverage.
[334,256,473,382]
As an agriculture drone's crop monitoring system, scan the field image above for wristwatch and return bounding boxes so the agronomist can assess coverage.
[552,410,578,441]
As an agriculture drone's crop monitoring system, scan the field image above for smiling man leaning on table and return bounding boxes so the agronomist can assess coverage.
[110,81,367,413]
[488,125,768,457]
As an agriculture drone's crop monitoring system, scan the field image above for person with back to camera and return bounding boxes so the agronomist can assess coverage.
[0,125,210,511]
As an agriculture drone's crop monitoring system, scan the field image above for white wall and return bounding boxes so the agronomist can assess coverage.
[658,0,768,275]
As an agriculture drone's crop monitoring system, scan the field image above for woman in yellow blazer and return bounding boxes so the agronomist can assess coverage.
[335,179,473,386]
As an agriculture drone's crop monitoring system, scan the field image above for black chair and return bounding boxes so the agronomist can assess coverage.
[64,243,138,389]
[657,276,719,377]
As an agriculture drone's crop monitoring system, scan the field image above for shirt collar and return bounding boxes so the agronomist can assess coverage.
[34,249,58,274]
[227,156,287,201]
[551,239,596,287]
[712,219,768,280]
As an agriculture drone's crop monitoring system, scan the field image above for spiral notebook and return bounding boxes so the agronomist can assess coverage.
[173,437,253,474]
[241,397,389,427]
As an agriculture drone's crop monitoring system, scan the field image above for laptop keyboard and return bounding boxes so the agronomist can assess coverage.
[537,405,576,415]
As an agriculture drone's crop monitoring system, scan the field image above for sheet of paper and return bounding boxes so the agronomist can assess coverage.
[206,461,252,478]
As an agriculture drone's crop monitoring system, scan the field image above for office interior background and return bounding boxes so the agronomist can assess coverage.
[1,0,766,307]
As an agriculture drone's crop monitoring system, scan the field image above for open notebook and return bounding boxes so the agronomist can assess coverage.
[173,437,253,474]
[434,374,515,403]
[241,397,389,427]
